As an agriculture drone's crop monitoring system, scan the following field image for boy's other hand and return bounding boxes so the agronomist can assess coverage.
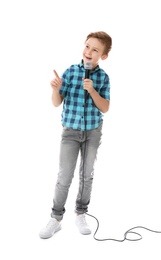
[50,70,62,91]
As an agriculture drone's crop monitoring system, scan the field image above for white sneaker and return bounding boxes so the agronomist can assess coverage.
[39,218,61,239]
[75,214,91,235]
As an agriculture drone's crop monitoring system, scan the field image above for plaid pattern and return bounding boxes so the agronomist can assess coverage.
[59,60,110,130]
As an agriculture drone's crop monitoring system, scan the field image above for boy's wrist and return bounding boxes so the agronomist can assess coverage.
[53,88,60,94]
[90,88,96,96]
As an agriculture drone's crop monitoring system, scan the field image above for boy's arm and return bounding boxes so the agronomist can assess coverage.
[90,89,110,113]
[83,78,110,113]
[51,90,64,107]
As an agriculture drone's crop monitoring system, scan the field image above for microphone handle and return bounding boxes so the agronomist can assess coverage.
[84,69,90,103]
[85,69,90,79]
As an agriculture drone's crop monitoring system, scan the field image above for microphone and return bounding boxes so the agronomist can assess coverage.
[84,62,92,103]
[84,61,92,79]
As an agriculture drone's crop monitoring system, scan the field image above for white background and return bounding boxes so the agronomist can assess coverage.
[0,0,161,259]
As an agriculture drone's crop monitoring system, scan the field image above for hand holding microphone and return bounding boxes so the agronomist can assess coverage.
[83,62,94,95]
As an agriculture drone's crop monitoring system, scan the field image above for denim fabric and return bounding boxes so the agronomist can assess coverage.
[51,123,102,221]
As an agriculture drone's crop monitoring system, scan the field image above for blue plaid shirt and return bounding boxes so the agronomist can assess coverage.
[59,60,110,131]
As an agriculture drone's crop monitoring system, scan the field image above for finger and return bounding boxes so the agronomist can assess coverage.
[53,70,60,79]
[83,78,91,82]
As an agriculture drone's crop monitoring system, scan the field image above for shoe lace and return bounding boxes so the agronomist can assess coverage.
[79,215,88,226]
[46,219,55,229]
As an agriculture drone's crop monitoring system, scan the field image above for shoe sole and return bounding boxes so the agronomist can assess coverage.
[79,230,91,235]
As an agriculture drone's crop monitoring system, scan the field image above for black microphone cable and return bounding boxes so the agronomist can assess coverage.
[79,64,90,215]
[86,213,161,242]
[80,63,161,243]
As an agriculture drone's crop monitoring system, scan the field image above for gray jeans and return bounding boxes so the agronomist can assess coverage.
[51,123,102,221]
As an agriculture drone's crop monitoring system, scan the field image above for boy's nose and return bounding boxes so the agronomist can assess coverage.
[87,49,92,55]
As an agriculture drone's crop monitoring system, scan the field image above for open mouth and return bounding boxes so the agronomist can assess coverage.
[85,56,92,61]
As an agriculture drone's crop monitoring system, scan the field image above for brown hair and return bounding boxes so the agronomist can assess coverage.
[85,31,112,55]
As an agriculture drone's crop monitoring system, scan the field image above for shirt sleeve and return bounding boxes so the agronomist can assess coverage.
[100,74,110,101]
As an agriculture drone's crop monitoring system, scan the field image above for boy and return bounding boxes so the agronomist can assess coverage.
[39,31,112,239]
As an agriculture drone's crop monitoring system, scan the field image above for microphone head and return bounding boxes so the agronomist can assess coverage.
[84,62,92,70]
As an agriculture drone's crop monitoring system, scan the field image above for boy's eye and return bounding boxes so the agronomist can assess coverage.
[94,49,98,52]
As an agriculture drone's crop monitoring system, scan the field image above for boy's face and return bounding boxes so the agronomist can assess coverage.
[83,37,108,69]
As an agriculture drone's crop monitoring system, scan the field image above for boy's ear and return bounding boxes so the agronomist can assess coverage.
[101,54,108,60]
